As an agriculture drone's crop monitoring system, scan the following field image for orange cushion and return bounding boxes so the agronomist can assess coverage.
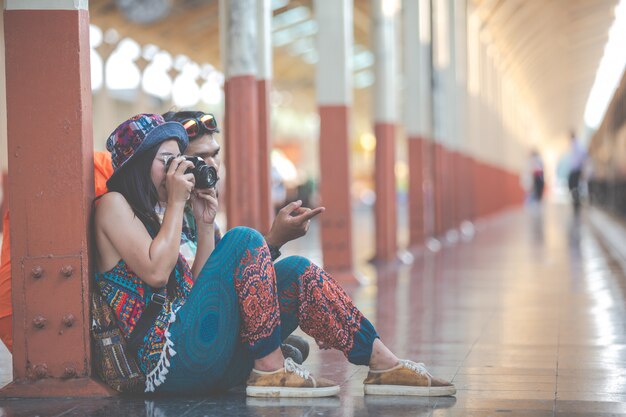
[94,150,113,197]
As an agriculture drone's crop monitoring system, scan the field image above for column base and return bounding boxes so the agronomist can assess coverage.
[0,377,117,398]
[326,268,367,286]
[368,250,414,266]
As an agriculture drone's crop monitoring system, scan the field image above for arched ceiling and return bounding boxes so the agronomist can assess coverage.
[90,0,618,144]
[89,0,373,130]
[471,0,619,142]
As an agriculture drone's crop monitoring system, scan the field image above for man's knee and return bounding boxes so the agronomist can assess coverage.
[224,226,264,247]
[283,255,311,267]
[276,255,313,279]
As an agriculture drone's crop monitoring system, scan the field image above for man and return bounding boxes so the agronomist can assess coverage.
[164,110,315,363]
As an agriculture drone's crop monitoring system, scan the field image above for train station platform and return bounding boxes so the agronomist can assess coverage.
[1,201,625,416]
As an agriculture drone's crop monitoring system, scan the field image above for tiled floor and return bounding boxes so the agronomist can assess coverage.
[2,202,626,416]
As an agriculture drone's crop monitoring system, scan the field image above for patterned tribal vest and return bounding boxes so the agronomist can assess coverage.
[94,254,194,392]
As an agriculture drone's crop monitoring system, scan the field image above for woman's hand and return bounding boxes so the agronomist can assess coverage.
[190,187,218,226]
[166,156,195,205]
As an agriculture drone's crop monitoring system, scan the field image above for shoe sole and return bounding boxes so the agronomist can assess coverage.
[246,385,340,398]
[364,384,456,397]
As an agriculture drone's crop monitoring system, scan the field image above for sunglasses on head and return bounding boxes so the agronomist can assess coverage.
[181,114,218,138]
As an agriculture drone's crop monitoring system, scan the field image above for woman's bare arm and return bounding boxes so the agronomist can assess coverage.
[95,192,185,288]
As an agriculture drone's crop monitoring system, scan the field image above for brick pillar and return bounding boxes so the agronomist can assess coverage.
[408,137,425,245]
[256,0,273,234]
[404,0,433,248]
[220,0,261,229]
[315,0,360,283]
[374,123,397,261]
[372,0,399,262]
[433,143,445,236]
[1,0,111,397]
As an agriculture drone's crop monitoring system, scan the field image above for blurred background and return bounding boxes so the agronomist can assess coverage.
[1,0,626,250]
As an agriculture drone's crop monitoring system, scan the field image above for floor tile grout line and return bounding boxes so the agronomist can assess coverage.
[553,318,560,416]
[450,298,498,384]
[52,405,78,417]
[177,399,210,417]
[553,220,565,417]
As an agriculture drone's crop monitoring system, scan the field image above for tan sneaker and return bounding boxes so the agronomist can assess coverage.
[363,360,456,397]
[246,358,340,398]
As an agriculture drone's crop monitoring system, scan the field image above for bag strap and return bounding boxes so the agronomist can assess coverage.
[119,202,176,356]
[126,268,176,355]
[93,195,177,355]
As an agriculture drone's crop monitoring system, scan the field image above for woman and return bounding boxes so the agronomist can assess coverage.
[94,113,456,397]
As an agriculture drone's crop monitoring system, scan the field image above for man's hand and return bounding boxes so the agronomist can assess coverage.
[190,187,218,227]
[265,200,325,248]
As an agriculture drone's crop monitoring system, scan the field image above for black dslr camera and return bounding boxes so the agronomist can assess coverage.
[166,156,218,189]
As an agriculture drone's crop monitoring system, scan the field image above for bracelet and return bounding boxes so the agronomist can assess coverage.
[266,242,282,261]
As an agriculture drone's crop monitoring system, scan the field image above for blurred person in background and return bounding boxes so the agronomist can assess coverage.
[529,149,545,203]
[568,130,587,212]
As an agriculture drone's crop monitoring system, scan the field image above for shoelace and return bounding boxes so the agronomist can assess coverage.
[284,357,311,380]
[400,359,429,376]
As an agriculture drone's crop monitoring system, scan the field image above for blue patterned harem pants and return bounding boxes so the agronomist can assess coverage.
[158,227,378,393]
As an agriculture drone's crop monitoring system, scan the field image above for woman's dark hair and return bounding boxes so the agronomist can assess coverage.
[106,145,162,235]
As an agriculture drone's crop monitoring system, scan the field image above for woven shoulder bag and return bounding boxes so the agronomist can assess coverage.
[90,291,146,393]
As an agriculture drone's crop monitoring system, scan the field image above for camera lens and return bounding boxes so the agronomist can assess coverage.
[190,158,218,189]
[167,156,218,189]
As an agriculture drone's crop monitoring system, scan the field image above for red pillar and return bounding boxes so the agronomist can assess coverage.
[408,137,425,246]
[462,155,475,222]
[224,76,261,229]
[0,172,7,232]
[374,123,397,262]
[318,106,357,281]
[255,0,273,234]
[257,79,272,234]
[2,2,110,397]
[221,0,261,230]
[453,150,466,225]
[448,149,459,229]
[443,146,456,232]
[422,139,436,239]
[433,143,445,236]
[315,0,359,284]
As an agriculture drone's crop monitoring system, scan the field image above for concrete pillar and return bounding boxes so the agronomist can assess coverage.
[314,0,360,283]
[220,0,261,229]
[1,0,110,397]
[443,0,459,236]
[0,14,6,230]
[452,0,472,227]
[432,0,452,237]
[404,0,434,247]
[256,0,273,234]
[372,0,398,262]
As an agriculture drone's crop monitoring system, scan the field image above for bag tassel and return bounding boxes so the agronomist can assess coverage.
[143,306,181,393]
